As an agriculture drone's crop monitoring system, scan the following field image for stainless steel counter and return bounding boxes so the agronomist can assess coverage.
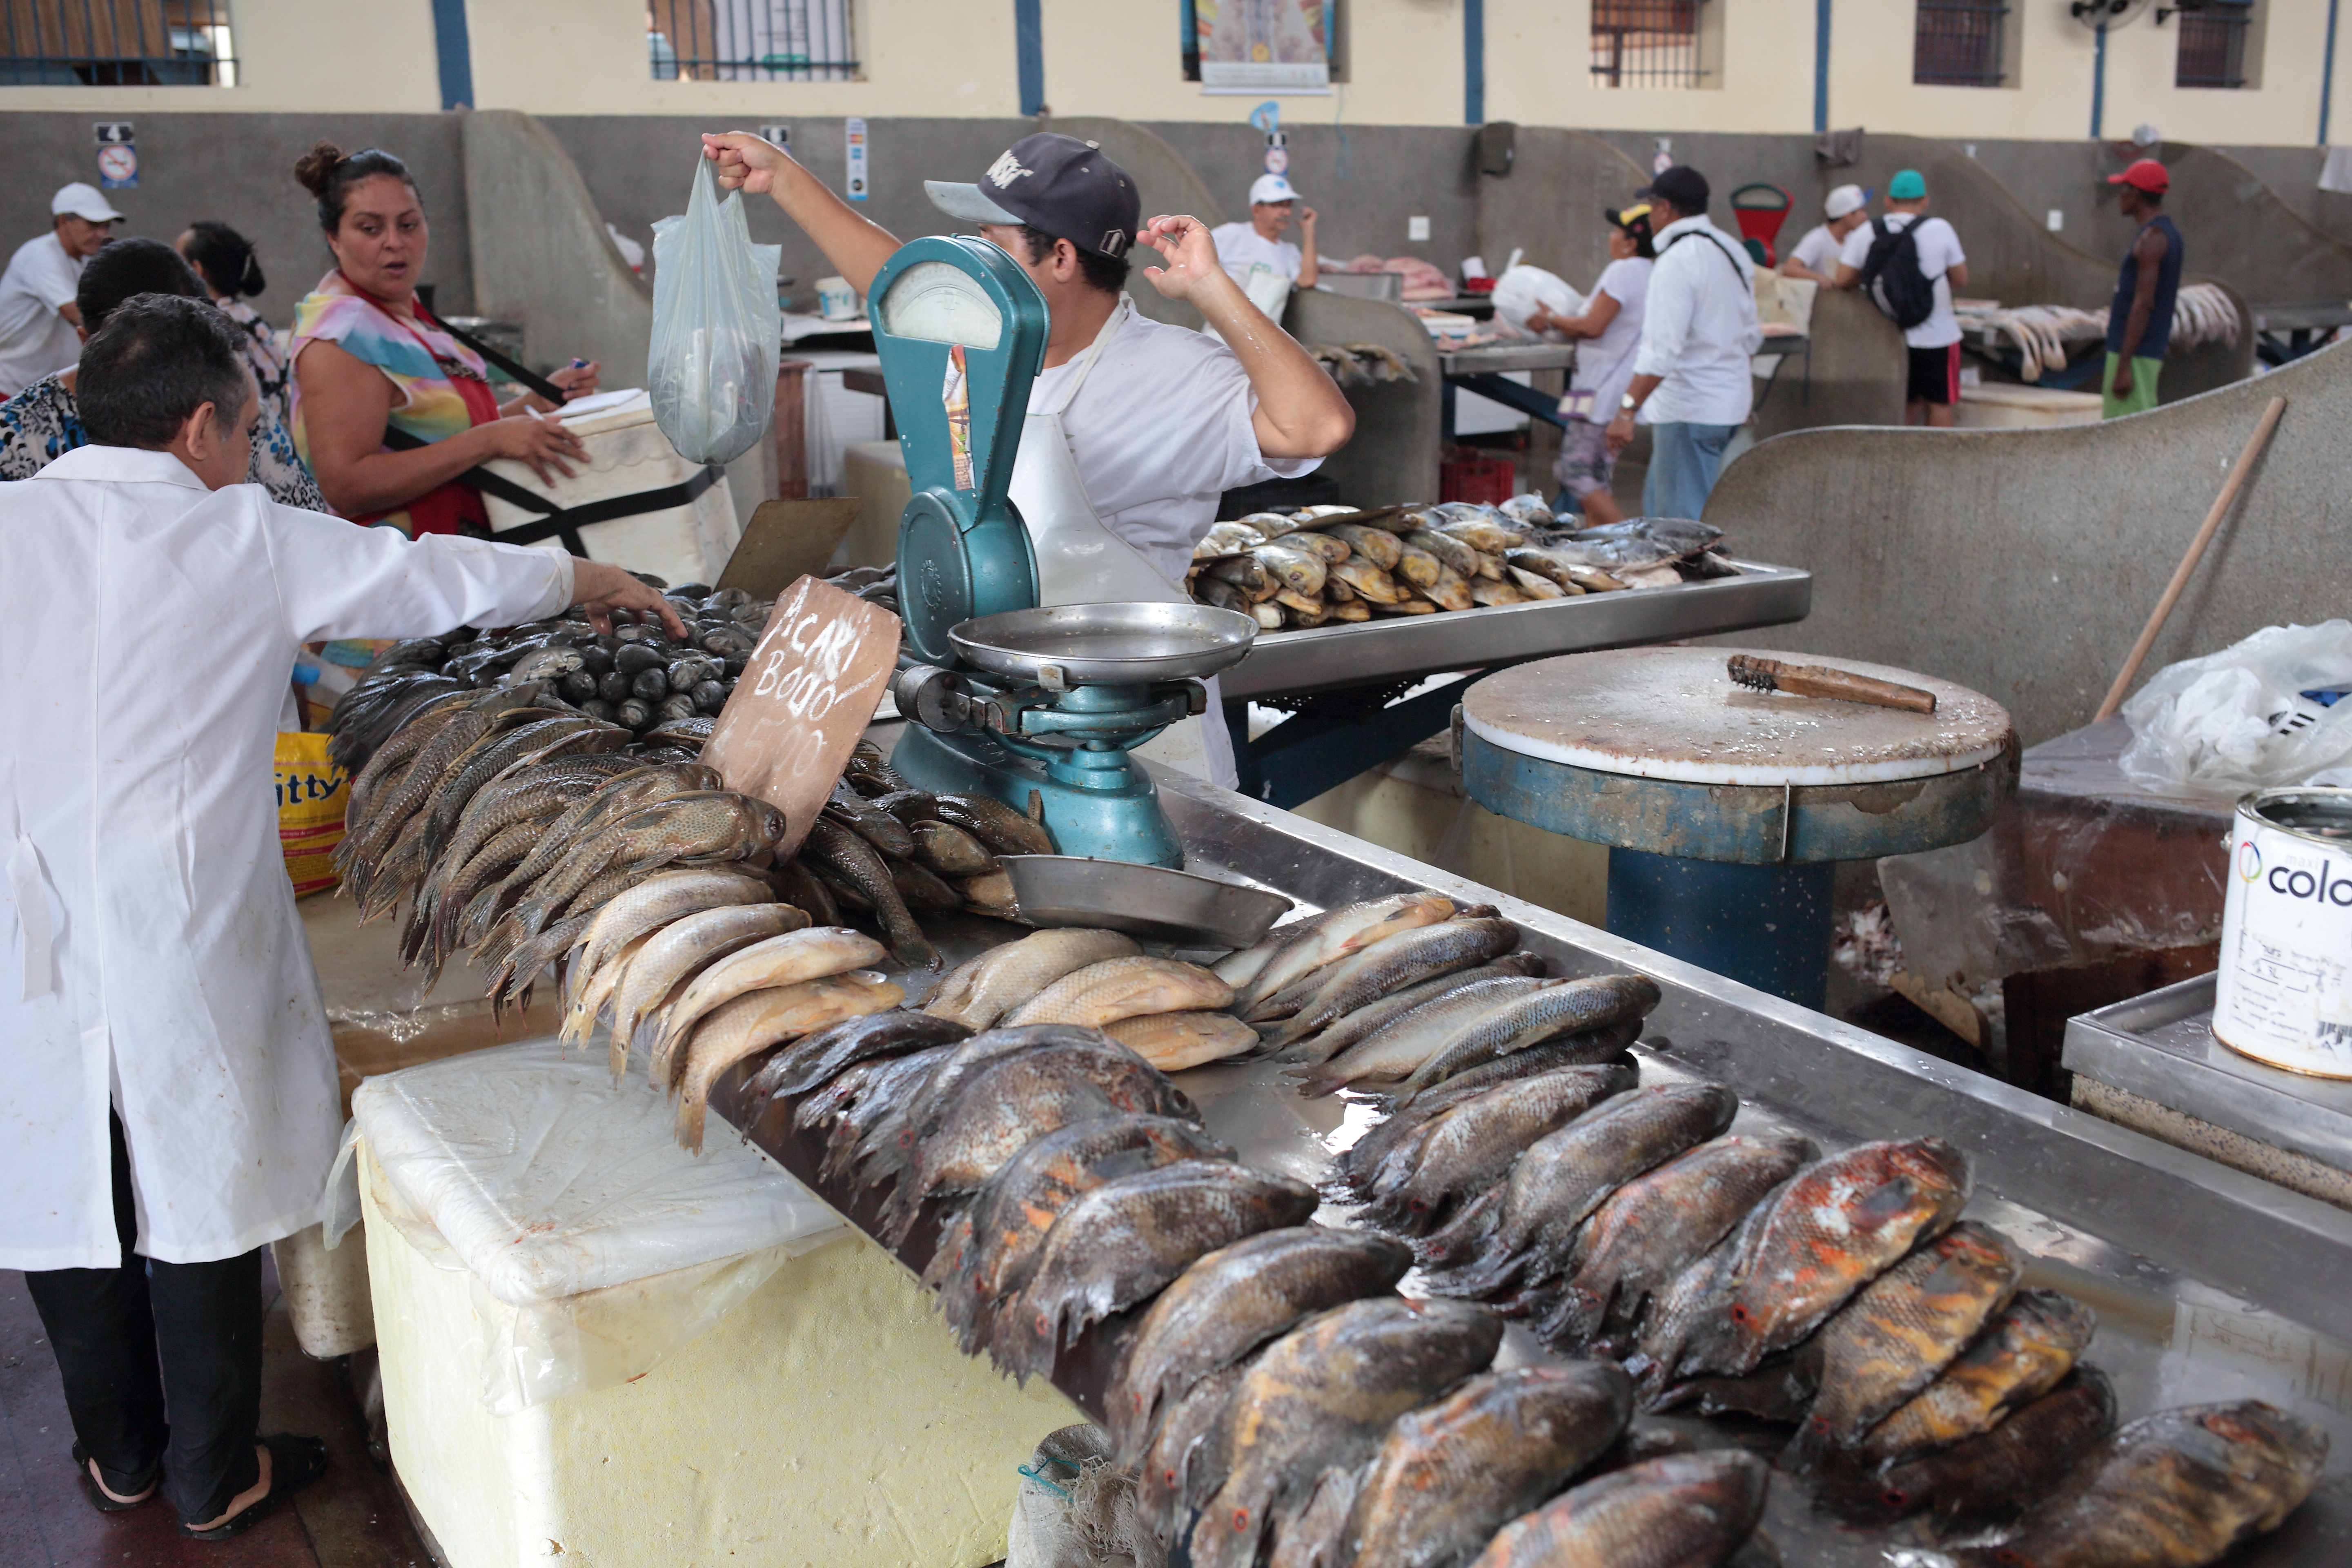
[1218,561,1811,702]
[715,771,2352,1565]
[2065,971,2352,1174]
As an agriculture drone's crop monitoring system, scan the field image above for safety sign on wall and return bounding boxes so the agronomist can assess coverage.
[94,120,138,189]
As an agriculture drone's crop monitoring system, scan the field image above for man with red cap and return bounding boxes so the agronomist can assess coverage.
[2103,158,2181,419]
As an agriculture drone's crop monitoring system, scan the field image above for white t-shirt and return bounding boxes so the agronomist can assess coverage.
[1840,213,1966,349]
[1209,222,1303,287]
[1568,256,1653,421]
[0,233,85,399]
[1029,294,1319,589]
[1785,223,1844,277]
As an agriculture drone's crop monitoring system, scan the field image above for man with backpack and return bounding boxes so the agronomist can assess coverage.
[1836,169,1969,428]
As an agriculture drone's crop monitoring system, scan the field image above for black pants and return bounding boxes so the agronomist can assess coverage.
[23,1114,264,1525]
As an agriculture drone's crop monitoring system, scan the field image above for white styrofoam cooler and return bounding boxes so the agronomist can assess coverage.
[481,389,743,588]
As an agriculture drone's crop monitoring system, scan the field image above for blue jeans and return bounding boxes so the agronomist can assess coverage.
[1642,420,1739,521]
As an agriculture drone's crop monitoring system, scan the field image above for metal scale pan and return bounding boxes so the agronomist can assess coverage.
[947,603,1258,689]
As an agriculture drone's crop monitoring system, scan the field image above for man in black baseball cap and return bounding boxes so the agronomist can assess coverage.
[698,127,1351,790]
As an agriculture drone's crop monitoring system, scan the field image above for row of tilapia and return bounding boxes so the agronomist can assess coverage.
[1335,1063,2329,1565]
[1187,500,1736,632]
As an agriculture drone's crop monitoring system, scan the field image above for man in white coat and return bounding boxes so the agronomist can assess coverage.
[0,295,679,1537]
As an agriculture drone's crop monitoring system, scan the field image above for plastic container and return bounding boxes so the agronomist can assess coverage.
[1441,452,1519,506]
[2213,787,2352,1078]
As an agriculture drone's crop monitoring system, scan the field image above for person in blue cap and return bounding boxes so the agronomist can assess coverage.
[1836,169,1969,428]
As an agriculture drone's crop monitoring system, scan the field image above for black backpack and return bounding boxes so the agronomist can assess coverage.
[1857,218,1937,332]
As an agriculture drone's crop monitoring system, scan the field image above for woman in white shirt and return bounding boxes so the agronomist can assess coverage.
[1526,203,1655,526]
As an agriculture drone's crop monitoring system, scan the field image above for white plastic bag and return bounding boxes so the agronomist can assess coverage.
[649,157,783,465]
[2118,621,2352,798]
[1490,264,1584,336]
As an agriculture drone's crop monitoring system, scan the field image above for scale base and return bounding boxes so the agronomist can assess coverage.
[891,725,1185,869]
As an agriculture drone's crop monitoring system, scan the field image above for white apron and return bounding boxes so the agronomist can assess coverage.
[1007,307,1238,788]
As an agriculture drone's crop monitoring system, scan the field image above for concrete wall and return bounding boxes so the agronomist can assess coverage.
[0,111,472,318]
[1702,337,2350,747]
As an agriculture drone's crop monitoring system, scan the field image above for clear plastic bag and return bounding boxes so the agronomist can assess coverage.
[2118,621,2352,799]
[648,157,783,466]
[1490,264,1584,336]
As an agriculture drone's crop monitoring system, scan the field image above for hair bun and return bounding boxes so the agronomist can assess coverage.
[294,141,347,198]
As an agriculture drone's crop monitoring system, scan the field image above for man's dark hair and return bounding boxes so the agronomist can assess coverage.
[79,294,251,450]
[76,238,206,336]
[1015,223,1131,294]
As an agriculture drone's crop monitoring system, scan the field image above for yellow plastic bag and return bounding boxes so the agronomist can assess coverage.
[274,731,350,896]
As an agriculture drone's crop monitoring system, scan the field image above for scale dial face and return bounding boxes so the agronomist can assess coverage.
[879,260,1004,350]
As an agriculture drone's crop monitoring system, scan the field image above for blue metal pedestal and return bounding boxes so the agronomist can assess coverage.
[1606,850,1835,1010]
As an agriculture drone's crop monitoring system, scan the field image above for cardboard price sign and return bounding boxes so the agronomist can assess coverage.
[704,576,900,859]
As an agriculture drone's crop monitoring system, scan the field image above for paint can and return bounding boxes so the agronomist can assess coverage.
[2212,787,2352,1078]
[815,276,859,321]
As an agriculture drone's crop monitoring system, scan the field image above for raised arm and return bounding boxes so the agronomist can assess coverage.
[1136,214,1353,459]
[704,131,902,297]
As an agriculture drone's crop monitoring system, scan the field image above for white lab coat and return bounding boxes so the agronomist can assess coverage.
[0,445,573,1269]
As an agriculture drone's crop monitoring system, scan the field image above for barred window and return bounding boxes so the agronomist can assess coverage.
[649,0,857,83]
[2173,0,2254,89]
[1914,0,2009,87]
[1590,0,1709,90]
[2,0,234,86]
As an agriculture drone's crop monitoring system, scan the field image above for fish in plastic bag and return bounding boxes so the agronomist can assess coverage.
[649,158,784,466]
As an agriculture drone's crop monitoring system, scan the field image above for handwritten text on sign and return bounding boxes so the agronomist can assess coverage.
[703,575,900,861]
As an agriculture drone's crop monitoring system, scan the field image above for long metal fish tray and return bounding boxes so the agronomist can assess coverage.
[1215,560,1811,702]
[710,764,2352,1566]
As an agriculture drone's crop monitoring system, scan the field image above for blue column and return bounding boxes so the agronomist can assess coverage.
[430,0,473,111]
[2324,0,2342,145]
[1813,0,1832,134]
[1464,0,1486,125]
[1016,0,1045,116]
[2090,23,2107,141]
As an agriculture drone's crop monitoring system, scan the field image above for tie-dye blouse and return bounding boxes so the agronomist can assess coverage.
[288,272,496,534]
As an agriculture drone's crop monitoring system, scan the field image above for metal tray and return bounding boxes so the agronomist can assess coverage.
[2065,970,2352,1173]
[714,761,2352,1567]
[1217,559,1811,701]
[997,855,1292,947]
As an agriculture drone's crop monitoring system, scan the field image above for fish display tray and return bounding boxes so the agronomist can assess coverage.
[2065,971,2352,1174]
[1216,560,1812,702]
[710,762,2352,1568]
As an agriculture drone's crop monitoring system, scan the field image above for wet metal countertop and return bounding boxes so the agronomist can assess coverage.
[712,767,2352,1567]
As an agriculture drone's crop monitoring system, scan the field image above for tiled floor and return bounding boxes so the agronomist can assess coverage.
[0,1265,430,1568]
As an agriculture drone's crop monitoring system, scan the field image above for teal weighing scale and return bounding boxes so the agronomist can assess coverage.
[867,236,1257,869]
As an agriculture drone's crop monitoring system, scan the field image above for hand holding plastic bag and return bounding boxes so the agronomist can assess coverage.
[2118,620,2352,797]
[1491,265,1586,336]
[649,157,783,466]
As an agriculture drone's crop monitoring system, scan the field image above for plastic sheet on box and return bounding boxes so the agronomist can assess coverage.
[348,1037,847,1409]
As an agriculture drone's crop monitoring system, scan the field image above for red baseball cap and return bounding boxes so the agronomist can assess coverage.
[2108,158,2169,194]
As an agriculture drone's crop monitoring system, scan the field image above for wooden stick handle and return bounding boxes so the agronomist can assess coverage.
[2096,395,2287,722]
[1774,665,1940,714]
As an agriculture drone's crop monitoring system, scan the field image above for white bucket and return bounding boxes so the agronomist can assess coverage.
[2213,786,2352,1078]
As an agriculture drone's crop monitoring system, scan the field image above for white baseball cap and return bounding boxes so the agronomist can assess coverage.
[1249,174,1300,206]
[53,183,125,223]
[1824,184,1865,220]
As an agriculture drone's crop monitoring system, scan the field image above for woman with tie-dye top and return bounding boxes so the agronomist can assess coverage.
[287,142,601,536]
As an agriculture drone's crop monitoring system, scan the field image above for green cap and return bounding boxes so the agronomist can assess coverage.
[1889,169,1927,200]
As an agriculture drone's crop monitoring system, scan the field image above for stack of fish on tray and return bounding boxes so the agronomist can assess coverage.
[1187,496,1738,633]
[1333,1053,2329,1565]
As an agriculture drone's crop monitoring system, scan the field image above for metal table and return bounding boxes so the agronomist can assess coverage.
[2252,300,2352,367]
[711,764,2352,1567]
[1220,560,1812,809]
[1439,337,1810,438]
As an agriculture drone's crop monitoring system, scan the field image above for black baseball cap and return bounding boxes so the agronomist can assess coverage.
[1636,165,1710,212]
[927,133,1139,258]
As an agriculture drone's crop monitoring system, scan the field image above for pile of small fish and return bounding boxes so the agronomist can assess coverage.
[923,927,1254,1073]
[1955,283,2238,383]
[825,562,900,618]
[1337,1067,2330,1564]
[1189,498,1737,632]
[326,582,769,768]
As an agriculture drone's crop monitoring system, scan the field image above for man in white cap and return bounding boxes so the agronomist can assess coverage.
[0,183,123,398]
[1210,174,1319,291]
[699,129,1352,788]
[1779,184,1867,287]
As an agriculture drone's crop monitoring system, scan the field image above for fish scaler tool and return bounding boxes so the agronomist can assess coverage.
[869,236,1256,868]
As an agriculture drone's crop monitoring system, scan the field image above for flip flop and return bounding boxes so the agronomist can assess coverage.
[71,1443,158,1514]
[178,1434,330,1541]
